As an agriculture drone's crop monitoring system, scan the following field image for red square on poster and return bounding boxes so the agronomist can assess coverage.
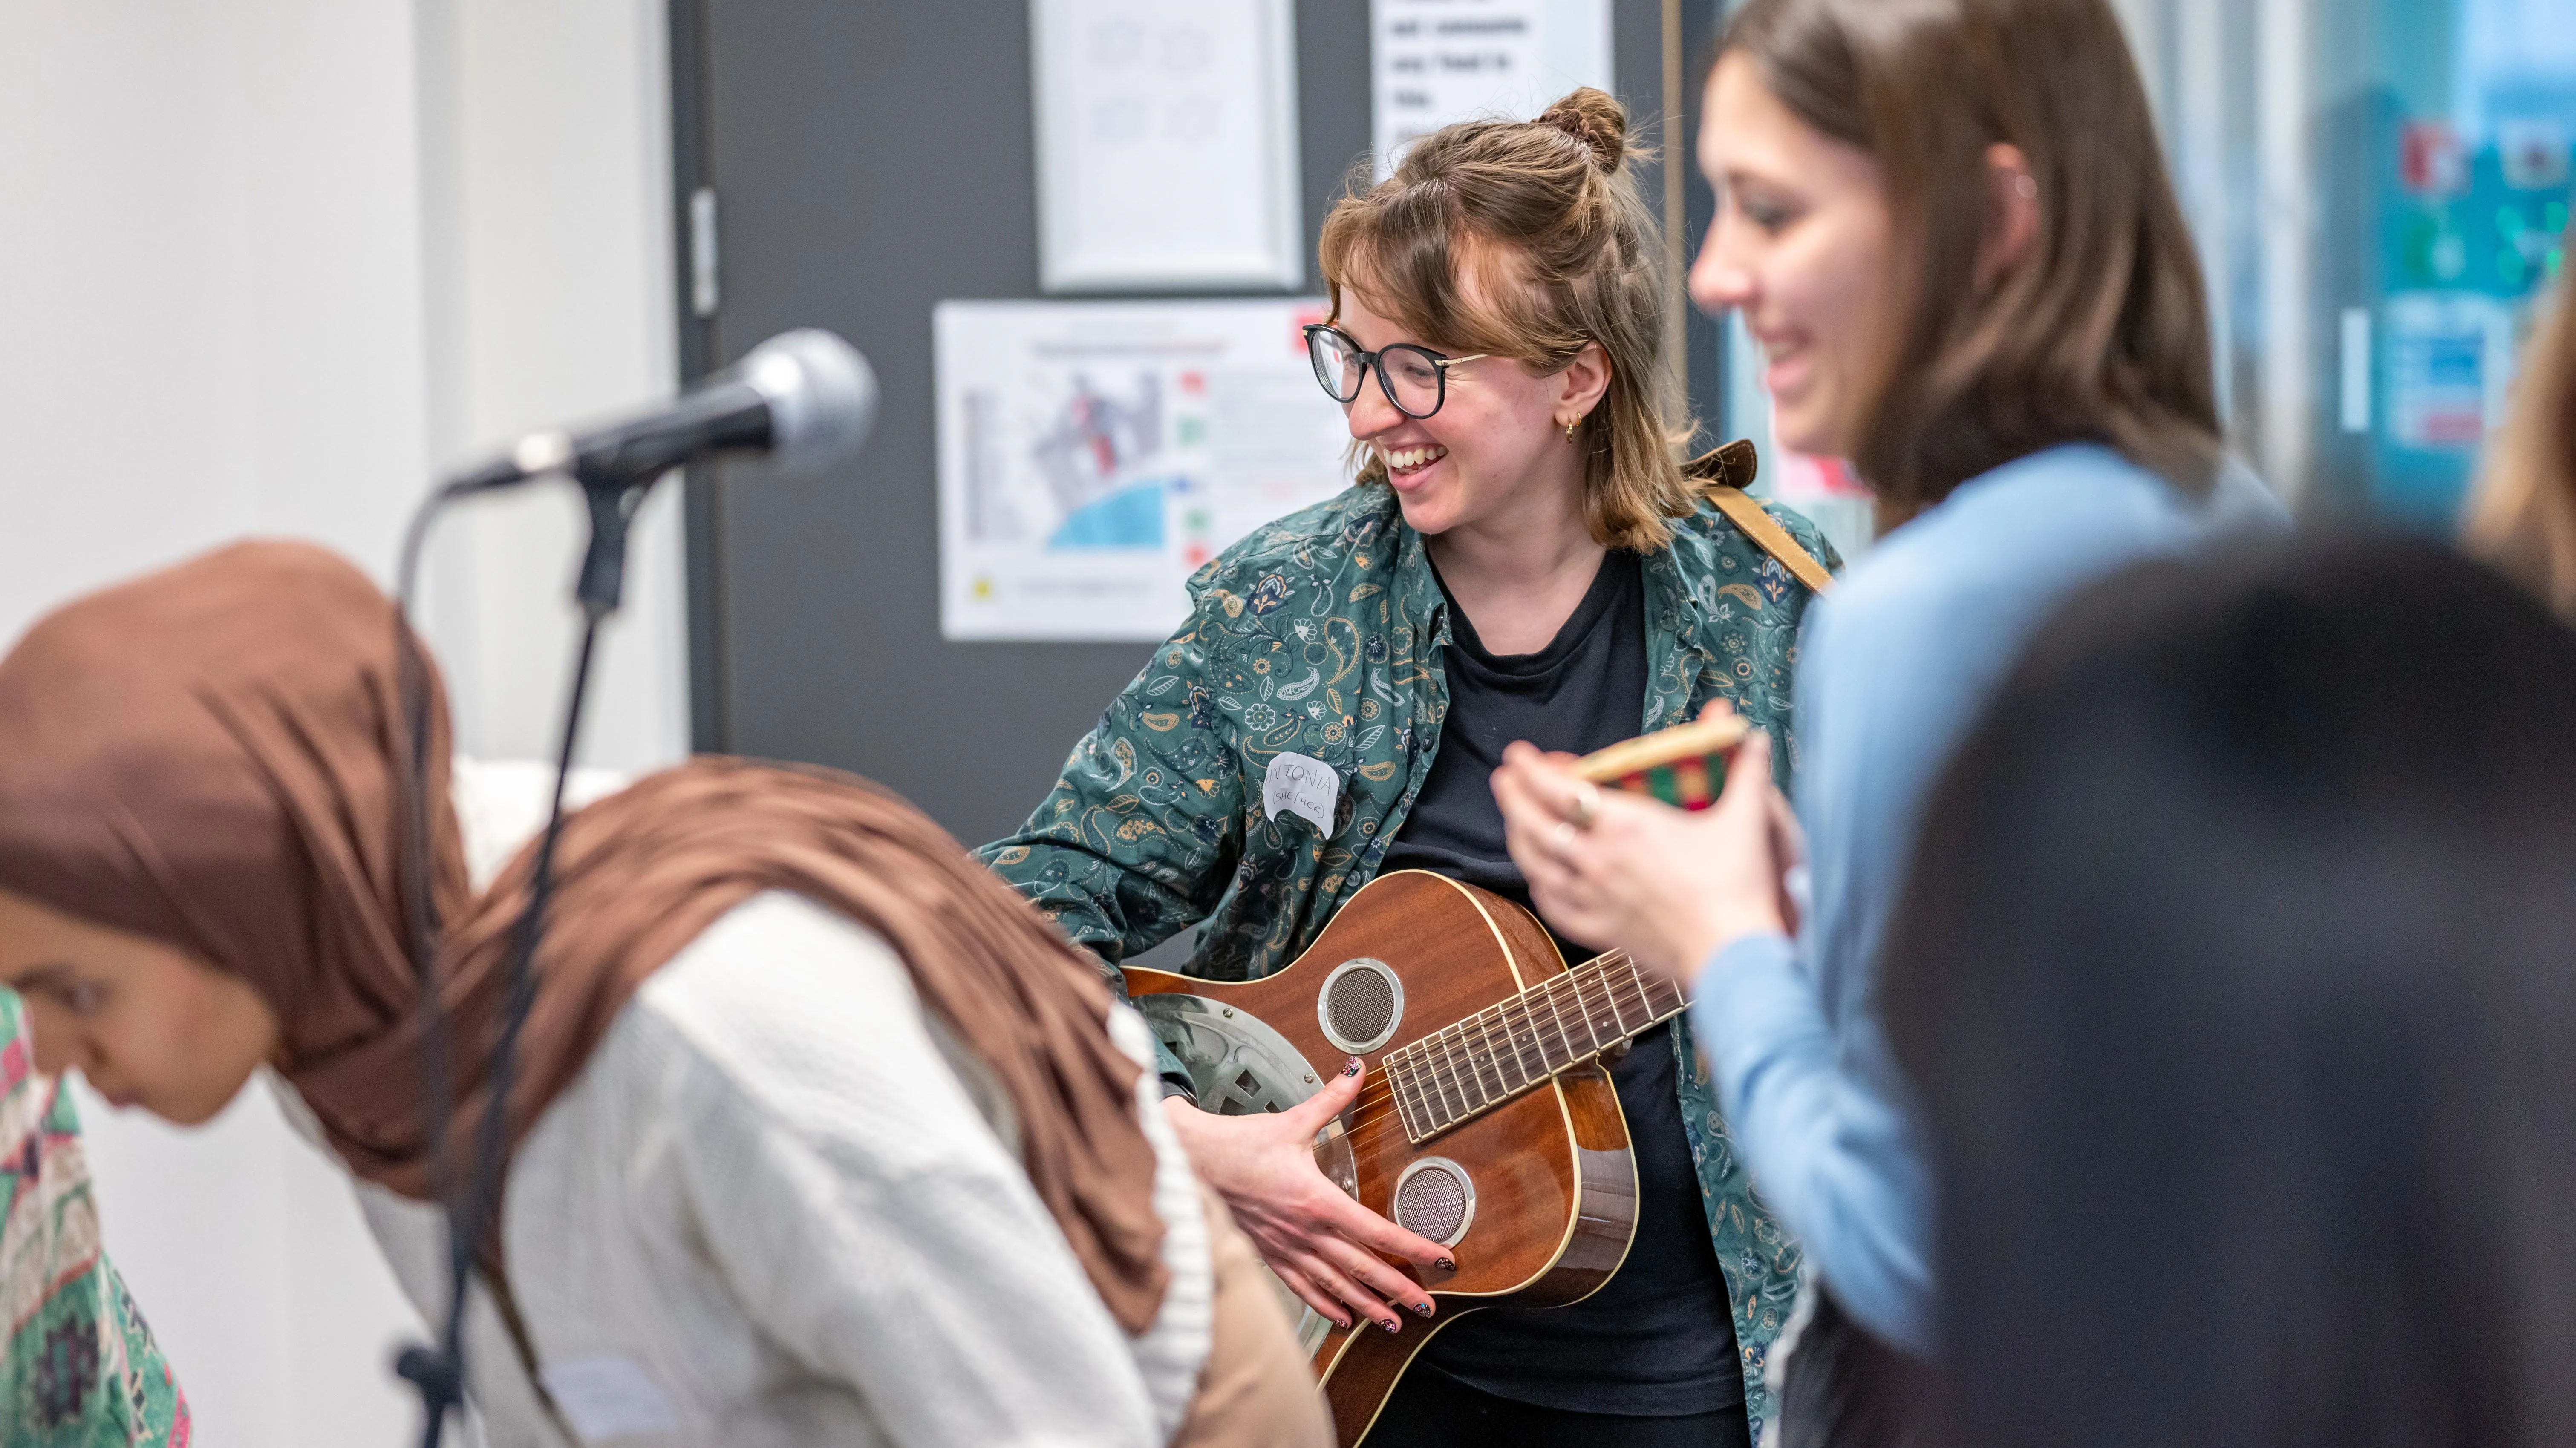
[1293,304,1331,354]
[2401,121,2467,197]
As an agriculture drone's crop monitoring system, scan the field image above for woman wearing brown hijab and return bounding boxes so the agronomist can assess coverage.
[0,540,1328,1448]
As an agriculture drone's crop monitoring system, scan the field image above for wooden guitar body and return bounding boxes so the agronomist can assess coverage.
[1124,871,1641,1445]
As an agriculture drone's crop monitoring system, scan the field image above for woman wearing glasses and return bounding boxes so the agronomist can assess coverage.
[984,89,1835,1447]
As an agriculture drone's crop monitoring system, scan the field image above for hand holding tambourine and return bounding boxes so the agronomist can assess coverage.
[1495,706,1799,987]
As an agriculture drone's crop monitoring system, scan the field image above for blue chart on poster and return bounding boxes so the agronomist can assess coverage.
[1050,478,1175,550]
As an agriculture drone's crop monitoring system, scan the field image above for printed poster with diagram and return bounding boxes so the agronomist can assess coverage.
[936,298,1356,640]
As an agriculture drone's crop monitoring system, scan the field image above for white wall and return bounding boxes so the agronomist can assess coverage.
[0,1,681,1442]
[416,0,688,774]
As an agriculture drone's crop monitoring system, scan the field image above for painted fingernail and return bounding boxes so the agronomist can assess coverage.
[1333,1316,1350,1330]
[1382,1318,1402,1333]
[1435,1257,1455,1272]
[1342,1058,1362,1077]
[1413,1302,1434,1317]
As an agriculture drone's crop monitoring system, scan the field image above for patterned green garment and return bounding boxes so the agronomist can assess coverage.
[0,991,189,1448]
[982,480,1839,1436]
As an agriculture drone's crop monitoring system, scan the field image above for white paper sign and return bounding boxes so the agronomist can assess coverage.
[1031,0,1304,291]
[1263,751,1341,833]
[1371,0,1613,176]
[539,1355,680,1443]
[936,298,1355,641]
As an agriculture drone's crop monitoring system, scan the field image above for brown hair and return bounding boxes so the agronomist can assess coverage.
[2465,265,2576,620]
[1722,0,2222,515]
[1318,88,1699,553]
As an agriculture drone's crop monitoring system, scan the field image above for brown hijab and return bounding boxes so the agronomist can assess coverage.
[0,541,1169,1331]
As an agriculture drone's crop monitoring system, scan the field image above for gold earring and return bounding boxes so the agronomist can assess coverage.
[1563,418,1579,443]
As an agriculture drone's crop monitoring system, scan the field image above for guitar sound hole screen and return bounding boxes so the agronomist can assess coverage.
[1328,967,1397,1044]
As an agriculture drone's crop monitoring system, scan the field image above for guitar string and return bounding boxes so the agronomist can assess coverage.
[1333,956,1678,1135]
[1335,1005,1681,1154]
[1324,956,1686,1147]
[1247,950,1679,1144]
[1344,1026,1679,1136]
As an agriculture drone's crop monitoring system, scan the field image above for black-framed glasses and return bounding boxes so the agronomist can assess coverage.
[1302,324,1488,420]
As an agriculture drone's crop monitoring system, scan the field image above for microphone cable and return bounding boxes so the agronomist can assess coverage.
[387,475,629,1448]
[374,325,868,1443]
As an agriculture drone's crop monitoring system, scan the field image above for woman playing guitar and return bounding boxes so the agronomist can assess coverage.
[983,89,1835,1447]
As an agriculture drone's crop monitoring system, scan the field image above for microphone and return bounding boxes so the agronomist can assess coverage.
[450,328,877,493]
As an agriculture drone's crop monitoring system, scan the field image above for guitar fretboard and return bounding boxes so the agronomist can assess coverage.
[1376,951,1688,1143]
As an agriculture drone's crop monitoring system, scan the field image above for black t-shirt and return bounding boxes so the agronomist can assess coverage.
[1379,549,1744,1417]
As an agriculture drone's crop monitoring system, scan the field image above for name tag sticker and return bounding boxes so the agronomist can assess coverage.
[1262,751,1341,834]
[540,1354,680,1442]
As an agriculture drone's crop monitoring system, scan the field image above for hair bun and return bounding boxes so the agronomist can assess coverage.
[1538,87,1628,172]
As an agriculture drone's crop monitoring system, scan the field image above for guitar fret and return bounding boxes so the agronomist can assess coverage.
[1471,1008,1500,1089]
[1349,948,1700,1148]
[1625,954,1661,1008]
[1637,956,1686,1020]
[1625,955,1680,1025]
[1569,968,1609,1051]
[1598,960,1635,1037]
[1412,1042,1452,1133]
[1465,1013,1505,1100]
[1422,1031,1463,1123]
[1447,1020,1480,1106]
[1463,1020,1504,1108]
[1504,998,1543,1085]
[1603,958,1641,1029]
[1614,955,1656,1024]
[1539,973,1581,1069]
[1598,967,1630,1037]
[1483,1004,1516,1093]
[1379,1051,1408,1138]
[1384,1050,1423,1141]
[1398,1040,1437,1128]
[1483,1005,1527,1091]
[1429,1029,1474,1121]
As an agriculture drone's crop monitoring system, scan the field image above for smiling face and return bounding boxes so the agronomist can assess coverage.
[1331,271,1608,543]
[0,887,278,1124]
[1688,51,1895,460]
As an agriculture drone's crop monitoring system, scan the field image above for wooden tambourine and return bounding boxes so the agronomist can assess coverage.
[1571,714,1748,811]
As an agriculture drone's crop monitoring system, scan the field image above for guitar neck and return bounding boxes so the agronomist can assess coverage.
[1375,950,1688,1144]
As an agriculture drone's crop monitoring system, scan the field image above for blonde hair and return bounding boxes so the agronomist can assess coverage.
[1318,88,1697,553]
[2466,269,2576,621]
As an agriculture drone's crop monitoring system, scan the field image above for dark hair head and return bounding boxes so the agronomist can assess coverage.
[1883,535,2576,1447]
[1718,0,2221,514]
[1318,86,1697,552]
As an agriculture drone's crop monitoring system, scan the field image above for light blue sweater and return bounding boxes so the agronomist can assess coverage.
[1688,443,2276,1354]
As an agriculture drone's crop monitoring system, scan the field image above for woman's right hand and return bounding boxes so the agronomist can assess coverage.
[1163,1059,1451,1333]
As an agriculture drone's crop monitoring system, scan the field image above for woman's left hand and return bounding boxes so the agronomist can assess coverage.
[1492,726,1800,988]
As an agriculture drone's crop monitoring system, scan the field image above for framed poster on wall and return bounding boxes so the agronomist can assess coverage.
[1030,0,1306,292]
[935,297,1352,640]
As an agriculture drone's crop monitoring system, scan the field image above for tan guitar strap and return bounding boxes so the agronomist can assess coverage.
[1682,440,1837,596]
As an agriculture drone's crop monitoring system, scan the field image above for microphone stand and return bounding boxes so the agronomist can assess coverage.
[390,460,658,1448]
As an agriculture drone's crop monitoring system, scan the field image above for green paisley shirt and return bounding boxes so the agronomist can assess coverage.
[981,480,1838,1435]
[0,990,189,1448]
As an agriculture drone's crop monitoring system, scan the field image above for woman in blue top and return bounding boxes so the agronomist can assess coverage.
[1493,0,2270,1435]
